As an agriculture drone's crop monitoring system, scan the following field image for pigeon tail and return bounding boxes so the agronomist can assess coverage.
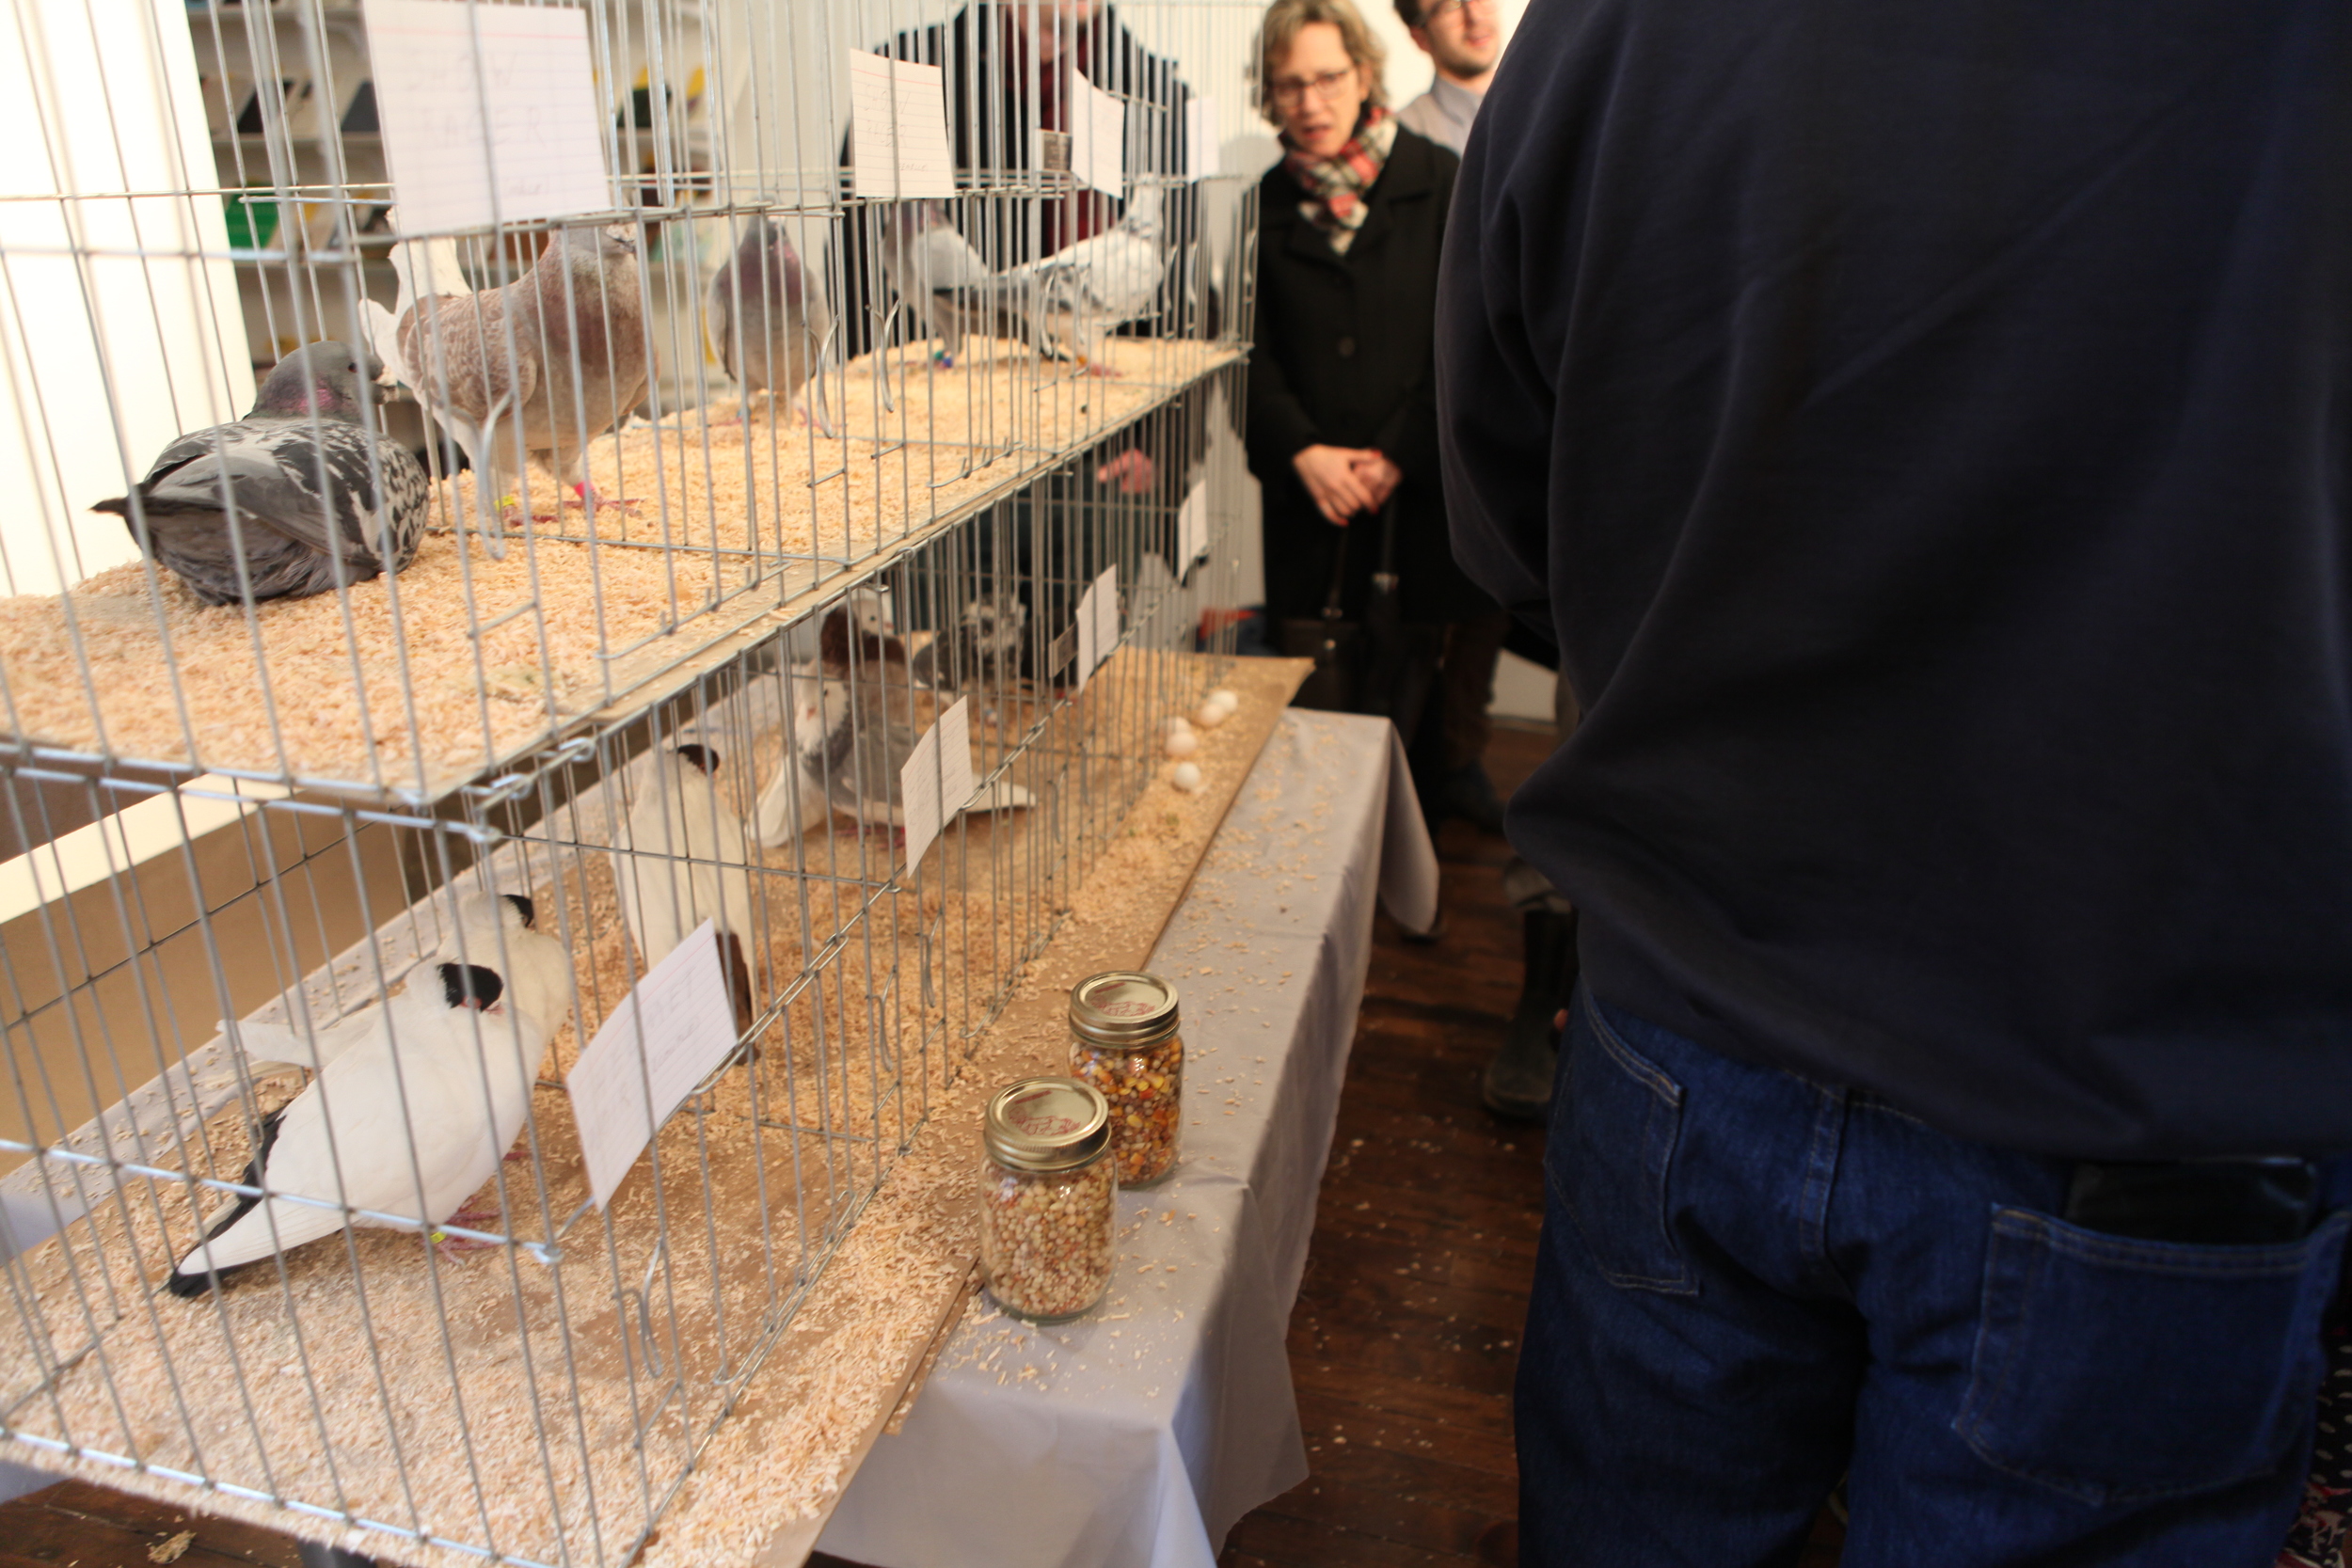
[166,1109,287,1297]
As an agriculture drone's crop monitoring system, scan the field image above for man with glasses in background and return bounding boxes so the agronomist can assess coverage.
[1393,0,1500,155]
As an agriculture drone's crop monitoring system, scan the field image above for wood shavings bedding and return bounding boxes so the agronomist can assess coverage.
[0,652,1301,1568]
[0,340,1235,800]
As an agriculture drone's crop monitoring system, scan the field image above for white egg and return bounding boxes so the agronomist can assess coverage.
[1166,715,1194,736]
[1165,729,1200,759]
[1194,701,1228,729]
[1171,762,1204,793]
[1207,688,1240,714]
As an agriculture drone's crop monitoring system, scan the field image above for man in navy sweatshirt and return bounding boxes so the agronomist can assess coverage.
[1438,1,2352,1561]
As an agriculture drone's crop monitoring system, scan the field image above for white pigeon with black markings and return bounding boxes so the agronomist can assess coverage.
[167,960,532,1296]
[226,889,573,1078]
[91,342,427,606]
[615,745,758,1037]
[434,888,577,1042]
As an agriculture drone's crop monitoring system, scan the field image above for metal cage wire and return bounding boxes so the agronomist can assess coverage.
[0,0,1273,1561]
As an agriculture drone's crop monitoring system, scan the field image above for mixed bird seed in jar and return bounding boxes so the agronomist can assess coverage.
[1068,970,1183,1186]
[978,1077,1118,1322]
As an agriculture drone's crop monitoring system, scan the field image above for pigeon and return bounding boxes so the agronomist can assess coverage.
[90,342,428,607]
[225,891,572,1078]
[904,593,1027,698]
[706,218,834,434]
[167,959,548,1296]
[395,224,649,555]
[755,607,1030,848]
[434,889,576,1042]
[879,202,1060,367]
[614,745,758,1037]
[1006,185,1171,369]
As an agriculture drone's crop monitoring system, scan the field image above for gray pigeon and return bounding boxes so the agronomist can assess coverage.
[707,218,834,434]
[754,606,1029,848]
[880,202,1064,367]
[396,225,648,554]
[91,342,428,607]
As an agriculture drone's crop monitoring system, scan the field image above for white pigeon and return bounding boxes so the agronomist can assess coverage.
[226,890,572,1077]
[1005,185,1170,368]
[167,959,540,1296]
[614,745,758,1037]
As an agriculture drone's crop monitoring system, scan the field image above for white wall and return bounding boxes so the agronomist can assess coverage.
[0,0,254,599]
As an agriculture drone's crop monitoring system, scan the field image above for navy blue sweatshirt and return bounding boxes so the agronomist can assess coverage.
[1438,0,2352,1158]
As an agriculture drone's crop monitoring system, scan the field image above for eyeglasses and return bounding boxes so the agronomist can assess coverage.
[1416,0,1496,23]
[1267,68,1359,109]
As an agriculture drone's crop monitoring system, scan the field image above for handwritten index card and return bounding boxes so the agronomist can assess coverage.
[1178,479,1210,571]
[363,0,611,232]
[899,697,975,868]
[1184,96,1220,180]
[1090,563,1120,665]
[1070,71,1128,196]
[567,920,740,1209]
[849,51,958,200]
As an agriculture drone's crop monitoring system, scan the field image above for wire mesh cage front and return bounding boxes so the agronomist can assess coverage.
[0,0,1271,1559]
[0,0,1265,803]
[0,364,1252,1563]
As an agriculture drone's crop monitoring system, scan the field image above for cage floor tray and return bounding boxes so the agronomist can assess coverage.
[0,339,1236,802]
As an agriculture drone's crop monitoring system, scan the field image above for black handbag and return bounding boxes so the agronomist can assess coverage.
[1280,499,1441,736]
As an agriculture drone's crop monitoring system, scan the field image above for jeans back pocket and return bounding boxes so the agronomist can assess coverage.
[1553,991,1695,1295]
[1957,1205,2351,1504]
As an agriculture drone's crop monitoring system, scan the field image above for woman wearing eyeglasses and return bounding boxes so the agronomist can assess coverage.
[1246,0,1501,827]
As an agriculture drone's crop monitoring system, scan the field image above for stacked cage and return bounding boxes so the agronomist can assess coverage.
[0,0,1267,1561]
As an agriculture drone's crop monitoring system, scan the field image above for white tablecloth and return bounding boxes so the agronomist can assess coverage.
[816,709,1436,1568]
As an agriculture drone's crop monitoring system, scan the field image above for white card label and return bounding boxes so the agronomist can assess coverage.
[1178,480,1210,569]
[363,0,611,233]
[899,696,975,867]
[566,921,741,1209]
[848,51,957,200]
[1073,580,1099,695]
[1184,96,1219,180]
[1070,71,1127,196]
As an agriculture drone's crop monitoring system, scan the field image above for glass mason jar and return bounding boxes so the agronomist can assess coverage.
[978,1077,1117,1323]
[1068,970,1183,1187]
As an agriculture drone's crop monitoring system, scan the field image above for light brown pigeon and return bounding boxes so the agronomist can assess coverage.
[396,224,648,554]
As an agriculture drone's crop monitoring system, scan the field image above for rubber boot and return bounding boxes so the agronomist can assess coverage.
[1482,909,1580,1120]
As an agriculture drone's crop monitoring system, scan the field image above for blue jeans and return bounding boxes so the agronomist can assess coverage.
[1519,987,2352,1568]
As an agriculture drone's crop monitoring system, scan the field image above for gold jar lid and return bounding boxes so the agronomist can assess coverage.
[1069,971,1180,1049]
[984,1077,1112,1173]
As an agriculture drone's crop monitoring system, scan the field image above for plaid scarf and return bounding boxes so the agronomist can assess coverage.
[1283,107,1397,255]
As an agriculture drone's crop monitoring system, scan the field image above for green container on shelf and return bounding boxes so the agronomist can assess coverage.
[224,192,278,249]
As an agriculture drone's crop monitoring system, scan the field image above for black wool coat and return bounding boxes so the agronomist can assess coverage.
[1247,126,1491,625]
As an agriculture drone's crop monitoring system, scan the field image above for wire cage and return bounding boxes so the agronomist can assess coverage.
[0,0,1271,1561]
[0,0,1265,801]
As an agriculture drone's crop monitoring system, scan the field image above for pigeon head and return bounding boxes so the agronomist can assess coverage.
[251,341,371,422]
[437,961,505,1012]
[501,893,537,929]
[674,742,722,777]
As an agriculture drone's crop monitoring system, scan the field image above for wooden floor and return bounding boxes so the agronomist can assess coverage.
[0,719,1846,1568]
